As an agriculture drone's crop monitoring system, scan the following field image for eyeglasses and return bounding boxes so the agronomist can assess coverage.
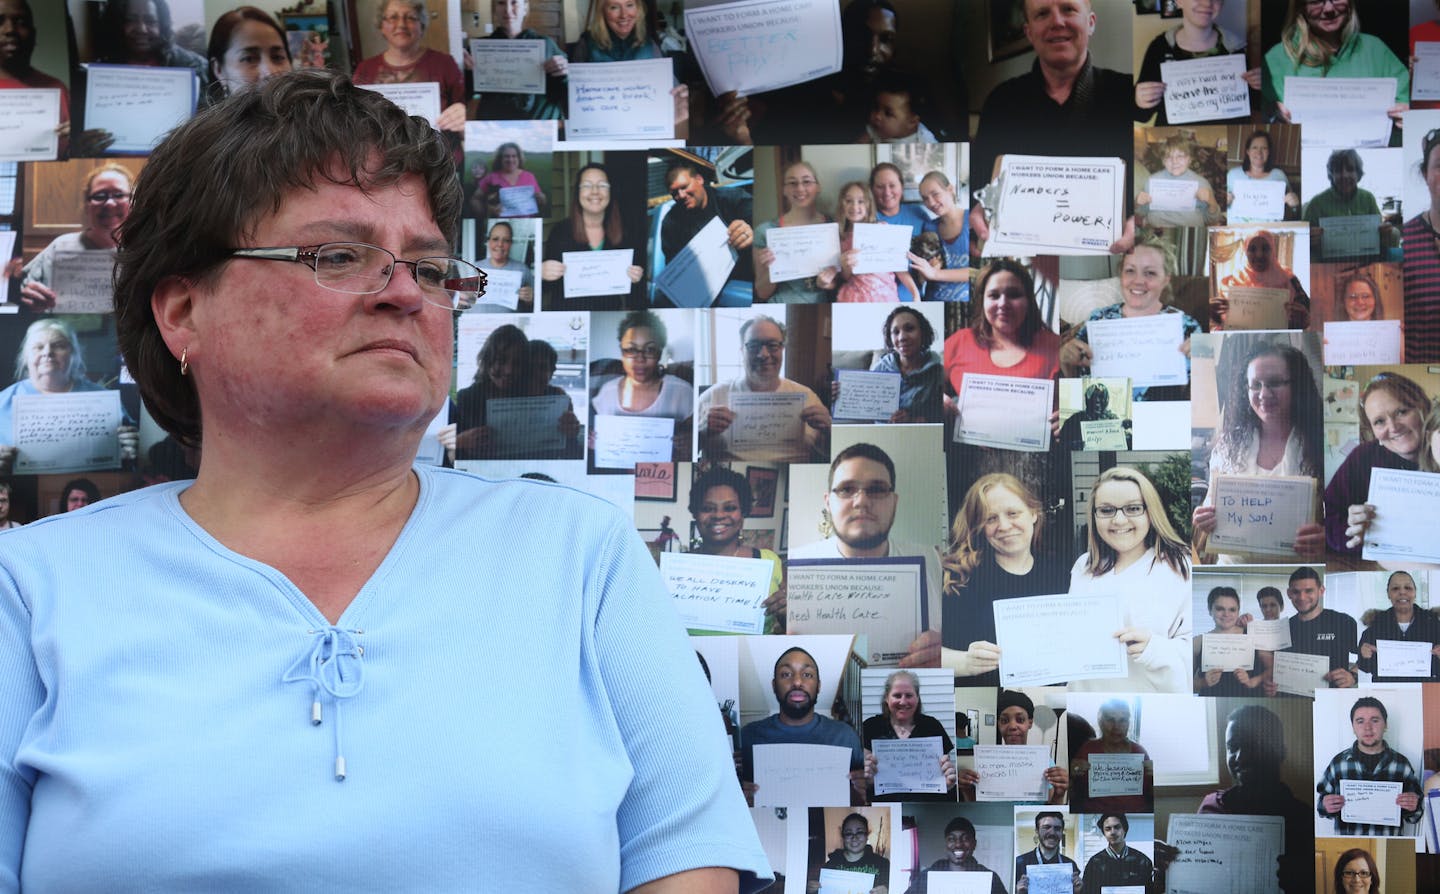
[86,191,131,204]
[382,13,422,24]
[578,181,611,192]
[227,242,485,311]
[831,484,895,501]
[744,339,784,356]
[1095,503,1145,519]
[1341,870,1372,880]
[620,344,661,359]
[1247,378,1292,393]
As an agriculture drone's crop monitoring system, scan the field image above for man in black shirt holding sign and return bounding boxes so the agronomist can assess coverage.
[1267,566,1356,695]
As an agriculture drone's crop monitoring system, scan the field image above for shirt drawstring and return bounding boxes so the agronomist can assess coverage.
[282,626,365,781]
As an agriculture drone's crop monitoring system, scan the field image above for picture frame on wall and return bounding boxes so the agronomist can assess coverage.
[987,0,1030,63]
[746,466,777,518]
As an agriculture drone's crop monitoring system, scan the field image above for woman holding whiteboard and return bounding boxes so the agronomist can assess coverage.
[1210,229,1310,330]
[754,161,838,304]
[569,0,688,138]
[860,669,956,803]
[686,467,784,634]
[1225,131,1299,221]
[1133,0,1256,127]
[540,163,645,311]
[1263,0,1408,127]
[942,259,1060,417]
[1191,341,1325,563]
[473,143,548,220]
[589,309,692,465]
[1193,586,1264,696]
[350,0,465,134]
[472,221,534,313]
[835,181,921,303]
[1356,571,1440,682]
[1067,466,1191,693]
[13,163,135,313]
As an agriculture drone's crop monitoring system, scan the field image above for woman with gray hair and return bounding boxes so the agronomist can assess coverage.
[861,668,956,802]
[0,318,137,475]
[352,0,466,133]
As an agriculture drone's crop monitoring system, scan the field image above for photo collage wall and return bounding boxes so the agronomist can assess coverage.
[8,0,1440,891]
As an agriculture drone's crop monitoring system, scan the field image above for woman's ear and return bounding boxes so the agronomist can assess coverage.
[151,274,199,361]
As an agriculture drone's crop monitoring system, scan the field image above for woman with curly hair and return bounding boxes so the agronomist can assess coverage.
[686,466,785,633]
[1192,340,1325,562]
[940,473,1065,687]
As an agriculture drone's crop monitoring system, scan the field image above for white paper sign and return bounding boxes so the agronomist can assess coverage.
[817,867,878,894]
[833,369,901,422]
[1416,42,1440,101]
[12,391,122,474]
[765,223,840,282]
[1208,475,1314,556]
[1319,214,1381,260]
[486,394,570,457]
[684,0,843,96]
[1201,633,1254,672]
[660,551,774,634]
[851,222,911,274]
[567,59,674,141]
[593,414,672,469]
[872,736,946,795]
[787,557,927,665]
[1271,650,1329,697]
[1246,618,1292,652]
[1376,639,1432,679]
[475,266,523,311]
[654,215,738,308]
[955,374,1053,453]
[1340,779,1403,827]
[728,391,805,454]
[1102,888,1145,894]
[1364,468,1440,564]
[1146,178,1199,213]
[468,38,546,93]
[1086,314,1187,388]
[973,744,1051,801]
[751,742,852,807]
[1221,286,1289,330]
[83,64,196,153]
[1285,77,1395,147]
[1080,418,1128,450]
[1087,752,1145,797]
[925,873,994,894]
[50,250,116,314]
[1323,320,1402,365]
[1161,54,1250,123]
[357,81,440,127]
[0,88,60,161]
[1165,814,1282,894]
[562,248,633,299]
[992,592,1127,686]
[498,184,539,217]
[984,155,1124,257]
[1228,179,1287,224]
[1025,864,1074,894]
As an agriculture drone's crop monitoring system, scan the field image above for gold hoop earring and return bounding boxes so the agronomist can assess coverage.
[179,346,190,376]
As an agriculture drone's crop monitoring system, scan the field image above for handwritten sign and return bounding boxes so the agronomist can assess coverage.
[1087,752,1145,797]
[468,38,546,93]
[1086,314,1186,388]
[634,461,674,499]
[833,369,901,423]
[872,736,946,795]
[1285,77,1395,148]
[1228,179,1287,224]
[567,59,673,141]
[1025,864,1074,894]
[0,88,60,161]
[13,391,122,474]
[497,184,539,217]
[1416,42,1440,101]
[356,81,440,127]
[562,249,633,299]
[1220,286,1289,330]
[850,222,911,274]
[1080,419,1128,450]
[817,867,878,894]
[475,266,523,311]
[593,414,672,469]
[1160,54,1250,123]
[925,874,994,894]
[1246,618,1291,652]
[992,592,1127,687]
[50,250,116,314]
[1208,475,1314,556]
[486,394,570,457]
[1201,633,1254,672]
[954,373,1052,453]
[984,155,1124,257]
[83,64,196,153]
[660,551,774,633]
[1365,468,1440,564]
[786,557,926,665]
[684,0,842,96]
[1319,214,1381,261]
[973,744,1050,801]
[654,215,738,308]
[765,222,840,282]
[1340,779,1403,827]
[1166,814,1282,894]
[1376,639,1432,679]
[1323,320,1402,365]
[1271,650,1328,697]
[1146,177,1200,213]
[728,391,806,455]
[751,742,852,807]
